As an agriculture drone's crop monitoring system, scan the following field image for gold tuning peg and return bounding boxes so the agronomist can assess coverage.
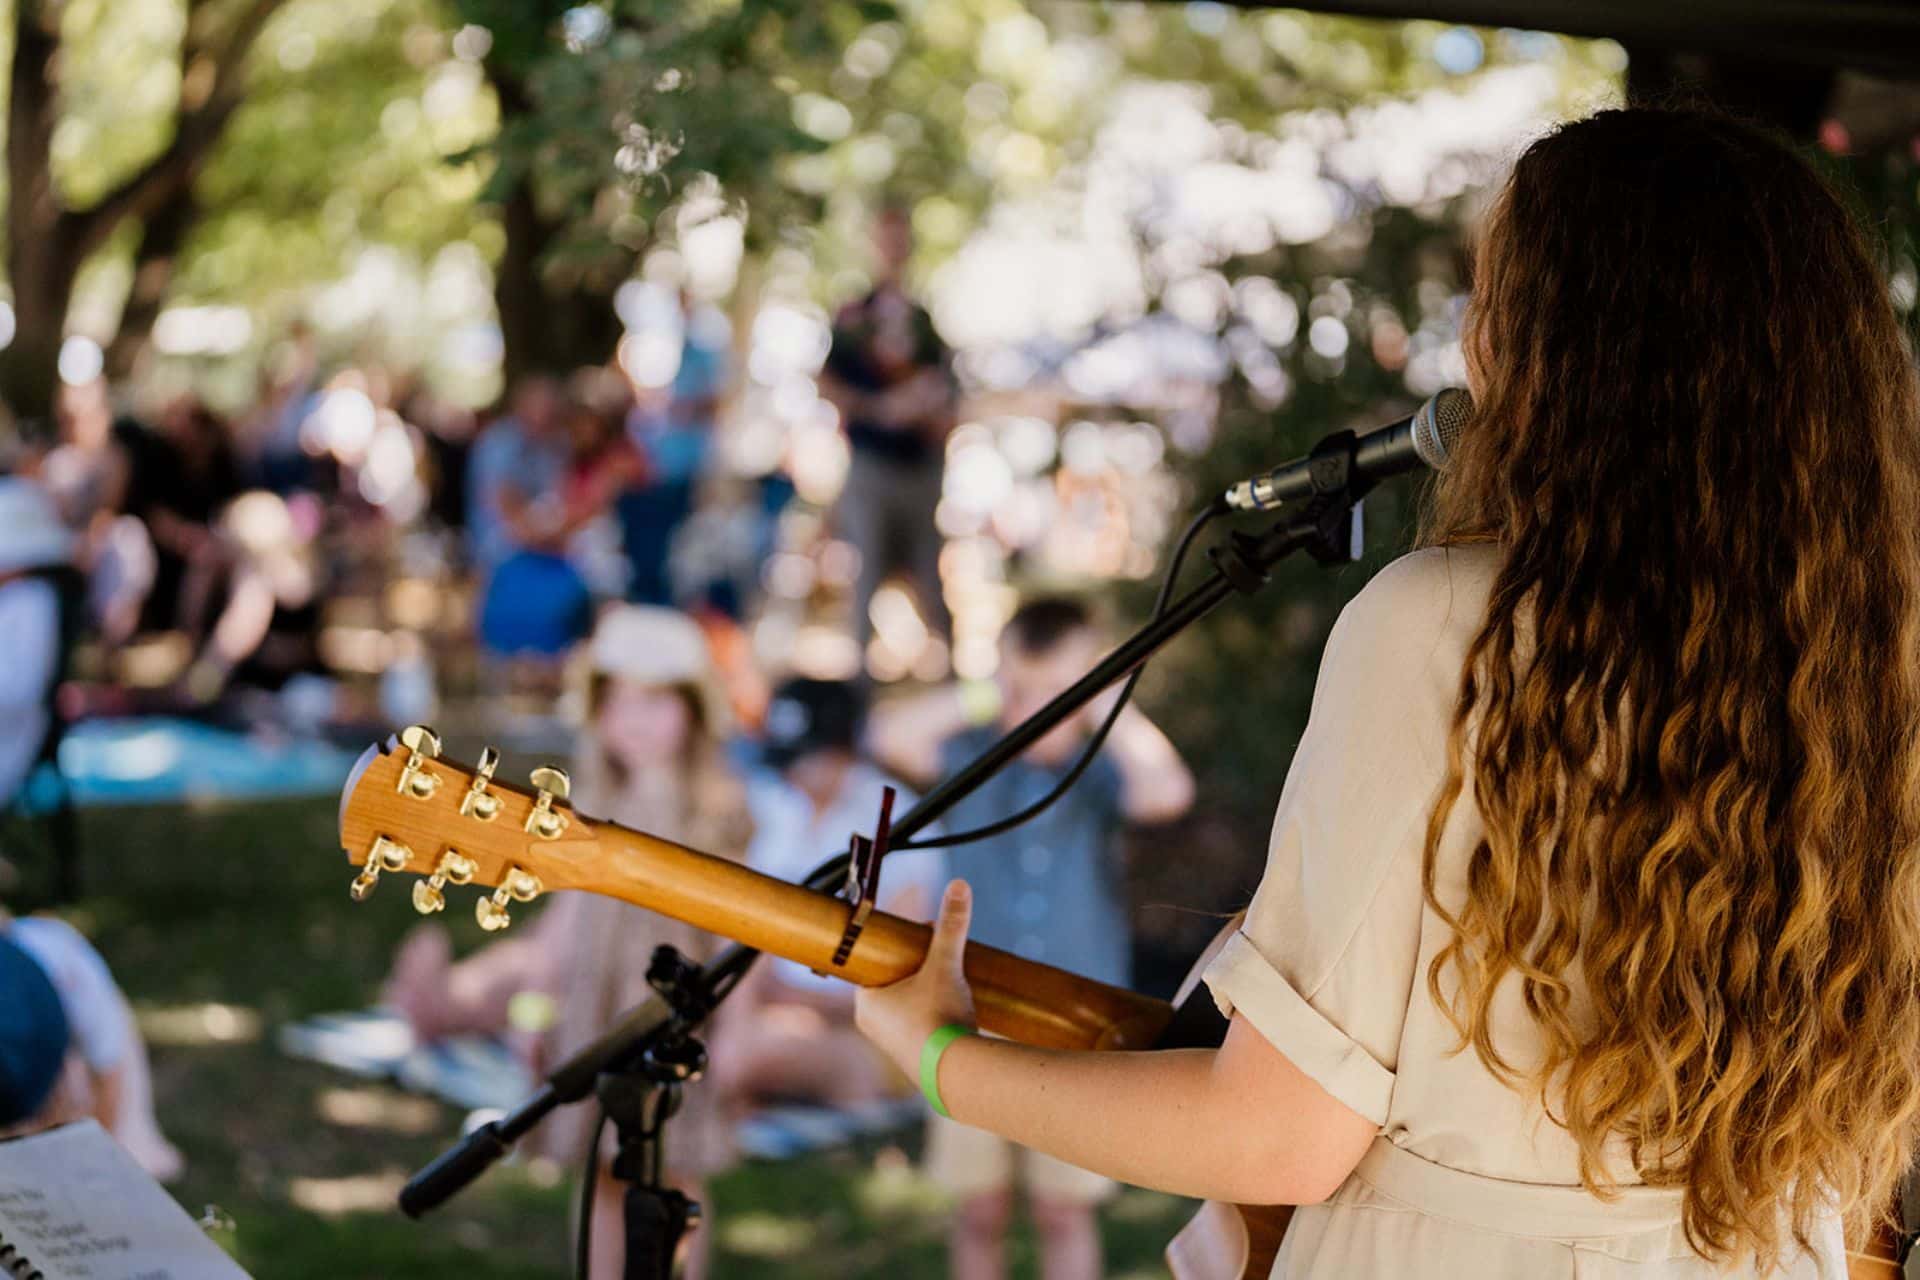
[349,835,412,902]
[412,848,478,915]
[396,725,443,800]
[459,747,503,822]
[523,766,571,840]
[475,866,543,932]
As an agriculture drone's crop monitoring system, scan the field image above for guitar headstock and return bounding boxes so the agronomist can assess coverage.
[337,725,599,931]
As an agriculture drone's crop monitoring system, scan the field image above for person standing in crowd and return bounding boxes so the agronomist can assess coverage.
[819,204,958,665]
[243,322,321,494]
[712,677,944,1112]
[867,596,1194,1280]
[382,606,750,1280]
[622,290,729,607]
[532,605,751,1280]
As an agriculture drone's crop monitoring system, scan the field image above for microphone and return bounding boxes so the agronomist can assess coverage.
[1223,388,1471,512]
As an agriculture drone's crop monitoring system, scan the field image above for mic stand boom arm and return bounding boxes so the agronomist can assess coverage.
[400,463,1378,1221]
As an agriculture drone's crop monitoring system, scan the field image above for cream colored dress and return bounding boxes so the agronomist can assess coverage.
[1201,544,1845,1280]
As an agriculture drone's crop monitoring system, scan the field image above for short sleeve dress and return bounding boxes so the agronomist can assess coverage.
[1202,544,1845,1280]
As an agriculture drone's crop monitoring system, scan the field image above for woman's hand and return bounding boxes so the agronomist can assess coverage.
[855,880,979,1074]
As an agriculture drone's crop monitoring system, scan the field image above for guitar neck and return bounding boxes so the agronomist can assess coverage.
[338,741,1173,1053]
[584,823,1172,1051]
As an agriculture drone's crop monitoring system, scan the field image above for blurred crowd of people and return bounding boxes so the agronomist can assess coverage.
[3,297,773,733]
[0,211,1193,1280]
[0,210,966,744]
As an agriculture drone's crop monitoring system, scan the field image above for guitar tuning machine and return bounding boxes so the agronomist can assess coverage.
[349,835,412,902]
[524,766,571,840]
[459,747,503,822]
[412,848,478,915]
[476,866,543,932]
[396,725,443,800]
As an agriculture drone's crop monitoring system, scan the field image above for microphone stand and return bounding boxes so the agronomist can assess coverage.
[399,446,1382,1268]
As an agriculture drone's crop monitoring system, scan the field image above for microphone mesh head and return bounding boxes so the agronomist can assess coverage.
[1412,387,1472,469]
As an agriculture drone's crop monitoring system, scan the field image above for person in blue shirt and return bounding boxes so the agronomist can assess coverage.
[867,596,1194,1280]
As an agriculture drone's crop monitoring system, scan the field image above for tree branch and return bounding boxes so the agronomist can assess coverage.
[65,0,285,260]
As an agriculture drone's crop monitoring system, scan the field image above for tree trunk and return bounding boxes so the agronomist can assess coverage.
[493,173,628,386]
[494,175,555,386]
[105,184,198,382]
[2,0,283,422]
[3,0,76,427]
[4,242,81,431]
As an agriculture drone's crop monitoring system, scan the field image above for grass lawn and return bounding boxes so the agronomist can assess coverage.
[28,795,1196,1278]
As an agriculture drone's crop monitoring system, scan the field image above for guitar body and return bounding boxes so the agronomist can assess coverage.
[335,734,1903,1280]
[1849,1218,1903,1280]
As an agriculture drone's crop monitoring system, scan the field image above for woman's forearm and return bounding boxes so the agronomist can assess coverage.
[856,882,1379,1208]
[939,1038,1251,1198]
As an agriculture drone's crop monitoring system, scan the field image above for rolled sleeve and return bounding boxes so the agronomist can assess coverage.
[1203,549,1487,1133]
[1204,928,1396,1125]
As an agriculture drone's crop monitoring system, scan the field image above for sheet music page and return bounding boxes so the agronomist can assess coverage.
[0,1121,254,1280]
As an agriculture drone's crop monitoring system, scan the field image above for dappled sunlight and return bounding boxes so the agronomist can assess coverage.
[315,1086,442,1136]
[852,1145,950,1218]
[717,1210,820,1258]
[136,1000,263,1047]
[288,1169,409,1217]
[1106,1185,1190,1224]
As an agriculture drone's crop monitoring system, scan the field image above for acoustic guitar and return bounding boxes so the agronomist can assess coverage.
[334,729,1902,1280]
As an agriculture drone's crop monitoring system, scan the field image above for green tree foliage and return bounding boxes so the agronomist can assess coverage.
[2,0,288,419]
[451,0,887,378]
[183,0,491,314]
[0,0,496,415]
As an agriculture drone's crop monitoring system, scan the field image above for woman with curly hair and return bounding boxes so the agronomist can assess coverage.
[855,107,1920,1277]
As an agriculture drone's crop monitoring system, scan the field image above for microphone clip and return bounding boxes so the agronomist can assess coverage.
[1298,428,1360,498]
[1210,434,1369,593]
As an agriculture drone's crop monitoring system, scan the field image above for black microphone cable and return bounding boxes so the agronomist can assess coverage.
[887,496,1225,855]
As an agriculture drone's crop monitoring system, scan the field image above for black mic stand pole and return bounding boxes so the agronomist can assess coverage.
[400,448,1380,1255]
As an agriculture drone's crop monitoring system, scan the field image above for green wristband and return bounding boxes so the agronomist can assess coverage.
[919,1023,975,1119]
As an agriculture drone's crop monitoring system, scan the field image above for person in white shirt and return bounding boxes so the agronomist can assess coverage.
[0,477,70,810]
[709,677,943,1109]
